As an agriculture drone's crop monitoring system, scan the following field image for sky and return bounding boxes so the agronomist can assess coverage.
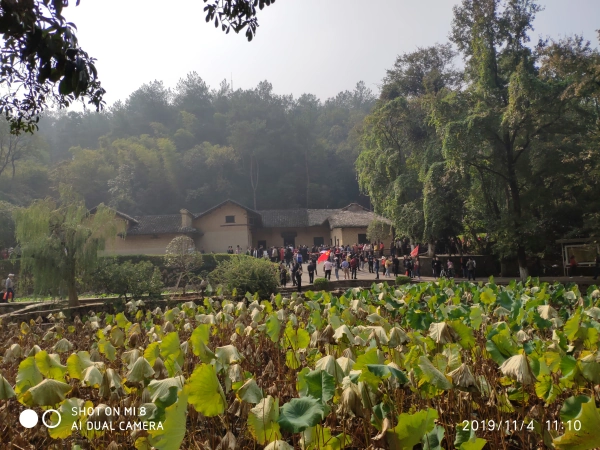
[63,0,600,106]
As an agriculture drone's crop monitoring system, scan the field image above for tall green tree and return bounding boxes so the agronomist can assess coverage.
[357,44,463,252]
[13,188,122,306]
[432,0,599,277]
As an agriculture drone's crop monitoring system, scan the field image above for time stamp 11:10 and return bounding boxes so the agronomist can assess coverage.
[460,420,582,432]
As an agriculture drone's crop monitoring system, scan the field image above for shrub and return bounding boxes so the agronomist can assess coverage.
[313,278,329,291]
[395,275,411,285]
[90,258,164,300]
[208,255,279,298]
[165,236,203,293]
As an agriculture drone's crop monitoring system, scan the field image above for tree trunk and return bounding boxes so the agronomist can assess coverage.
[506,143,529,280]
[427,240,435,257]
[67,279,79,307]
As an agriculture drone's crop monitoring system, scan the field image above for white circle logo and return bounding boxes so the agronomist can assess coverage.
[19,409,38,428]
[41,409,61,429]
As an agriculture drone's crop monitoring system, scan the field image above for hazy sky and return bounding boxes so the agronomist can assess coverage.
[64,0,599,105]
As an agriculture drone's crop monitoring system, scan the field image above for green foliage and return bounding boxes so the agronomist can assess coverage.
[366,220,392,244]
[13,188,122,305]
[165,236,203,291]
[91,258,164,299]
[395,275,411,285]
[208,255,279,298]
[312,278,329,290]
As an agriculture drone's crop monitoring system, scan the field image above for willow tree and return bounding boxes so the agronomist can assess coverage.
[13,188,122,306]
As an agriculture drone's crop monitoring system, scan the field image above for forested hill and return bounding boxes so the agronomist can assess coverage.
[0,75,375,216]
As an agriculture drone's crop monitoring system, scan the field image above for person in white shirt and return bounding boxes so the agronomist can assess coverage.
[323,260,332,280]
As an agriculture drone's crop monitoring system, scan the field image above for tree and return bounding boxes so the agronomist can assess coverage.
[13,187,122,306]
[165,236,203,293]
[0,0,105,132]
[357,44,463,251]
[432,0,598,278]
[0,1,274,131]
[366,220,393,244]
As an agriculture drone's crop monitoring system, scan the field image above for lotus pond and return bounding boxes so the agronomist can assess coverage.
[1,278,600,450]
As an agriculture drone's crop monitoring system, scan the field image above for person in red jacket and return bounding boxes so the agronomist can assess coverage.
[350,255,359,280]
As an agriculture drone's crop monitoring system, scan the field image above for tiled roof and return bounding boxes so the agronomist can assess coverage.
[257,209,310,228]
[126,215,201,236]
[327,210,392,229]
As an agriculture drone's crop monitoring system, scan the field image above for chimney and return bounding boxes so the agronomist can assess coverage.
[180,209,193,228]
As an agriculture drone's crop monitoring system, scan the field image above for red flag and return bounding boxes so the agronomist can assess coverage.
[317,250,330,263]
[410,245,419,257]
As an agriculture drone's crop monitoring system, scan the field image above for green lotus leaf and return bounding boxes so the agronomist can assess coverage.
[66,351,94,380]
[386,408,438,450]
[422,424,445,450]
[278,397,326,433]
[418,356,452,390]
[248,395,281,444]
[147,376,185,406]
[144,342,161,366]
[148,390,188,450]
[52,338,73,353]
[216,344,242,365]
[554,395,600,450]
[190,324,212,351]
[185,364,226,416]
[98,339,116,361]
[15,356,43,395]
[22,378,71,406]
[300,369,335,404]
[35,350,67,381]
[81,365,103,388]
[99,368,124,399]
[48,398,93,439]
[126,357,155,384]
[301,424,351,450]
[122,349,142,369]
[237,377,263,404]
[284,322,310,350]
[266,314,281,343]
[314,355,344,384]
[0,373,15,399]
[366,364,409,384]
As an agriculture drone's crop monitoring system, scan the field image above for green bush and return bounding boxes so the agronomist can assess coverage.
[208,255,279,298]
[90,258,164,300]
[313,278,329,290]
[395,275,411,285]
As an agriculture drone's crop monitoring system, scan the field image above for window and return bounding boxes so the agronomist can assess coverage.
[248,217,255,225]
[258,240,267,249]
[225,215,235,223]
[358,234,368,244]
[313,237,324,246]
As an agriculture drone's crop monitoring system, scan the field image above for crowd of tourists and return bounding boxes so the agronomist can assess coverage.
[226,241,480,293]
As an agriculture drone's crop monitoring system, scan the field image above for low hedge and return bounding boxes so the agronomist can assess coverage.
[313,278,329,290]
[395,275,412,285]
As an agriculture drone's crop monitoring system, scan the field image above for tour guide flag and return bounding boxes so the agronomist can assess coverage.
[410,245,419,257]
[318,250,331,263]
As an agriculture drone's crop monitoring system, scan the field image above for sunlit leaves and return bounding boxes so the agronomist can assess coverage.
[185,364,226,417]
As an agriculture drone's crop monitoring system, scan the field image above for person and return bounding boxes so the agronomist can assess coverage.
[385,257,392,278]
[569,255,578,278]
[594,254,600,280]
[392,255,399,277]
[352,255,360,279]
[447,259,454,278]
[432,256,438,279]
[4,274,14,302]
[374,257,380,280]
[435,257,442,279]
[341,258,350,280]
[414,258,421,281]
[466,258,476,281]
[280,264,287,287]
[461,258,468,278]
[334,255,340,280]
[324,259,332,280]
[294,261,303,293]
[367,252,373,273]
[307,260,315,284]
